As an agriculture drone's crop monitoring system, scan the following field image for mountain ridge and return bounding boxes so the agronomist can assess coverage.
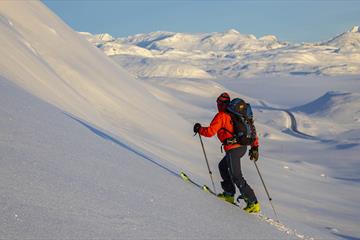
[81,26,360,78]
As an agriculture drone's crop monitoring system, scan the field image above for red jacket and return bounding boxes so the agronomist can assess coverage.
[199,111,259,152]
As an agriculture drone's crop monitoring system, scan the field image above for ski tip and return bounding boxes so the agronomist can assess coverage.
[203,185,216,195]
[202,185,210,192]
[180,172,189,181]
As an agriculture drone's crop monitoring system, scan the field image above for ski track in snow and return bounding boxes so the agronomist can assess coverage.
[257,214,315,240]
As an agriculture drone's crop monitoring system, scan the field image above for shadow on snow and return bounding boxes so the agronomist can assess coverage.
[64,113,178,177]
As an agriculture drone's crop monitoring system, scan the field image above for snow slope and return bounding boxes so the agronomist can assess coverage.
[0,2,293,239]
[83,26,360,78]
[0,77,291,239]
[140,75,360,240]
[0,0,206,177]
[1,1,360,240]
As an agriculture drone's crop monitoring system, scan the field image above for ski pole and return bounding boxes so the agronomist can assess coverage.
[198,134,217,194]
[253,161,279,222]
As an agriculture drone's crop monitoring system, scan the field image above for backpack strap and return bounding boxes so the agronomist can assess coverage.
[220,127,239,147]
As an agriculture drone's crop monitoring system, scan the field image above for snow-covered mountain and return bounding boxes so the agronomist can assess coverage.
[323,26,360,53]
[119,29,286,52]
[293,91,360,124]
[289,91,360,142]
[81,26,360,78]
[1,1,360,240]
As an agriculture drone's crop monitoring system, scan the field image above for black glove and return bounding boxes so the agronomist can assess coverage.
[249,147,259,161]
[193,123,201,133]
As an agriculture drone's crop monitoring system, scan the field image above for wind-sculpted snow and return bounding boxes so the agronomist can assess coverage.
[84,26,360,78]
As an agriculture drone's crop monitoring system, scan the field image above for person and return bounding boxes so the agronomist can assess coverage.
[193,92,260,213]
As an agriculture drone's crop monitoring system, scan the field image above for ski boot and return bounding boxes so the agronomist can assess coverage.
[243,201,261,213]
[217,192,234,204]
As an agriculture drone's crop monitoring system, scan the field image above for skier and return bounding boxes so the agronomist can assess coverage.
[193,92,260,213]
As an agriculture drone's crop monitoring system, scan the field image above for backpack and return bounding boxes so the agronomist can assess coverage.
[226,98,257,146]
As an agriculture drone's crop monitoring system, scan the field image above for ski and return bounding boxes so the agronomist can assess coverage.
[180,171,262,210]
[179,172,311,239]
[180,171,216,195]
[180,171,238,206]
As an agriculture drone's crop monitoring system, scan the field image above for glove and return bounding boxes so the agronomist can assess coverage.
[193,123,201,133]
[249,147,259,161]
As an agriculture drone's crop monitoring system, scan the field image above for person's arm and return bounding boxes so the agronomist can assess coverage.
[249,136,259,161]
[251,136,259,148]
[199,113,223,137]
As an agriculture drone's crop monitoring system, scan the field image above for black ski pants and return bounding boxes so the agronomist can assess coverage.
[218,146,257,203]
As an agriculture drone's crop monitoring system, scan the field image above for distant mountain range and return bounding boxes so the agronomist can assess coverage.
[80,26,360,79]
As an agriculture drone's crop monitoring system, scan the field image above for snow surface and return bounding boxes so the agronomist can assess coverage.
[0,76,291,239]
[1,1,360,240]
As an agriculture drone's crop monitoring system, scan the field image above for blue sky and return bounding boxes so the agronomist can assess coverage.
[43,0,360,43]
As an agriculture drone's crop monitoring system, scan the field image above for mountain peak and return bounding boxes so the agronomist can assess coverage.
[95,33,114,41]
[226,29,240,34]
[349,26,360,33]
[259,35,278,42]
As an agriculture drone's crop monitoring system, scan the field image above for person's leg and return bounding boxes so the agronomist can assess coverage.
[218,155,235,195]
[227,147,258,204]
